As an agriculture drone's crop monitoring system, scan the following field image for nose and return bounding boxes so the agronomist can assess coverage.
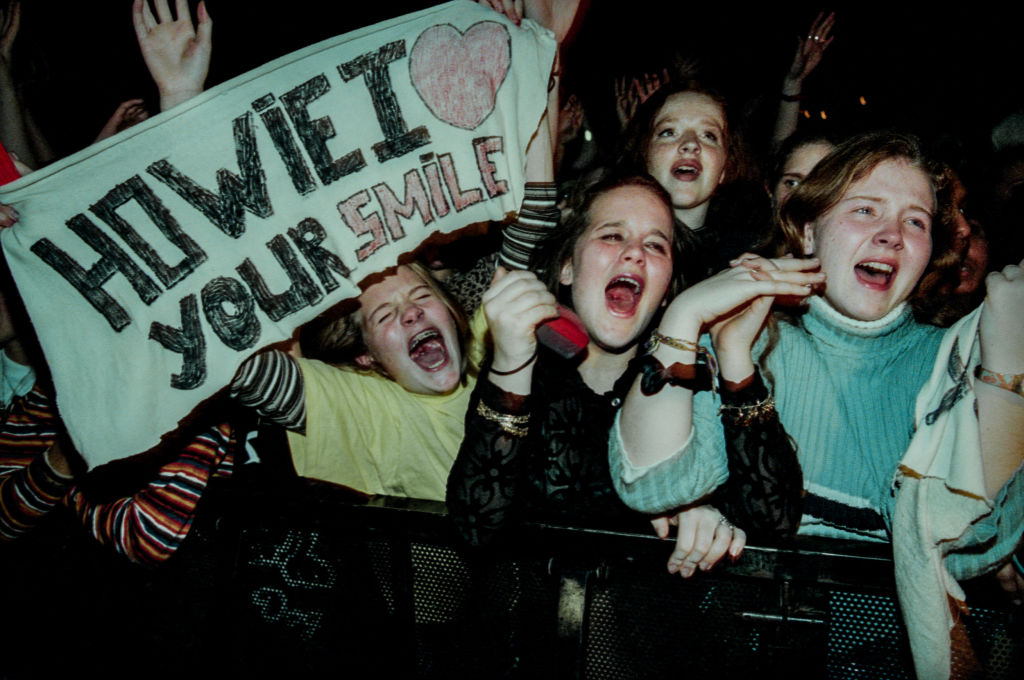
[872,219,905,250]
[621,237,646,263]
[677,130,699,154]
[401,301,424,325]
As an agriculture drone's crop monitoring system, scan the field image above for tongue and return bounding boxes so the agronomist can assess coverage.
[856,265,891,286]
[411,337,447,370]
[606,283,639,314]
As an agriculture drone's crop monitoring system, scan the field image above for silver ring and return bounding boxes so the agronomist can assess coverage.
[718,516,733,529]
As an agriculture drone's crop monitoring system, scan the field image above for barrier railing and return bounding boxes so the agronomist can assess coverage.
[1,484,1020,678]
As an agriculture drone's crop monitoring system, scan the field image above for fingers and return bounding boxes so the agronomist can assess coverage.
[730,254,821,273]
[0,202,20,228]
[650,516,670,539]
[153,0,173,23]
[196,0,212,38]
[665,506,740,578]
[133,0,154,37]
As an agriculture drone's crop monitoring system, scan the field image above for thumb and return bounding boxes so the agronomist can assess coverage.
[491,265,509,286]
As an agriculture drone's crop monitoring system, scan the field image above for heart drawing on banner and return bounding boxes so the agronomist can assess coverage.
[409,21,511,130]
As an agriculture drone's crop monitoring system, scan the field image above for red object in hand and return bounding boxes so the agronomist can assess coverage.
[0,141,21,185]
[536,305,589,359]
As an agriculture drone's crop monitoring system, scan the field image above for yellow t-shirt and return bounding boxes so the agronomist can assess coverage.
[287,309,487,501]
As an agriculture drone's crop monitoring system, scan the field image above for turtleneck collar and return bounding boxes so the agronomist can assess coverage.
[800,296,920,355]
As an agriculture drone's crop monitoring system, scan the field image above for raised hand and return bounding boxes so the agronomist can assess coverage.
[658,255,823,350]
[482,268,558,393]
[94,99,150,142]
[651,505,746,578]
[132,0,212,112]
[710,254,821,382]
[786,11,835,86]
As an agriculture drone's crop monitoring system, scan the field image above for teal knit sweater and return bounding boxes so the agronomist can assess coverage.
[613,297,1020,558]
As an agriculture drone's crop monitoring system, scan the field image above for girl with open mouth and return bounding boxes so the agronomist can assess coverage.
[448,174,745,576]
[618,80,770,284]
[230,262,482,502]
[612,132,1024,677]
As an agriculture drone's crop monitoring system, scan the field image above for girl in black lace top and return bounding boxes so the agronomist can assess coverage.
[446,174,746,577]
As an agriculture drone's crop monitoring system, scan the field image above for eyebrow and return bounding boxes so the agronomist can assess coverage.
[845,195,933,216]
[594,222,672,242]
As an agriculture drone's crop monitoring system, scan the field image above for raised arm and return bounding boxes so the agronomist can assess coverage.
[772,11,834,149]
[975,259,1024,499]
[446,269,558,546]
[132,0,212,112]
[229,349,306,431]
[618,256,821,469]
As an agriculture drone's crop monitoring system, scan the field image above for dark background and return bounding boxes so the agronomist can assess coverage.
[10,1,1022,163]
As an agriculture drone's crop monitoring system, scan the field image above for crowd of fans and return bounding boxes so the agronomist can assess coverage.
[1,1,1022,674]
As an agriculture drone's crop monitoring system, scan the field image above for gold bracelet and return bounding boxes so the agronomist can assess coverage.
[975,366,1024,398]
[645,331,699,354]
[476,401,529,437]
[719,395,776,427]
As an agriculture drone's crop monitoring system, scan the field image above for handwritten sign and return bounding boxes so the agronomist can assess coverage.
[0,1,555,467]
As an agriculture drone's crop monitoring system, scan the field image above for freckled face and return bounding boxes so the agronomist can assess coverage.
[802,159,935,321]
[773,142,834,207]
[358,266,462,395]
[559,185,674,351]
[644,92,728,221]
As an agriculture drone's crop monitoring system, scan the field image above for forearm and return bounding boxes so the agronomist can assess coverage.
[230,350,306,431]
[0,448,73,540]
[976,381,1024,499]
[718,369,802,541]
[66,422,234,566]
[610,395,729,515]
[500,182,559,271]
[771,81,802,150]
[447,377,532,547]
[618,319,701,467]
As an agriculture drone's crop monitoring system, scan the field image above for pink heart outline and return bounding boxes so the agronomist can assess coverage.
[408,21,512,131]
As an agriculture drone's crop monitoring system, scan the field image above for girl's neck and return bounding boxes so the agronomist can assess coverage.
[673,201,710,230]
[578,341,637,394]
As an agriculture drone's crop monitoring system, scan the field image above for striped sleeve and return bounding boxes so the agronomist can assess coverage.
[498,182,560,271]
[0,386,67,540]
[66,422,236,567]
[230,350,306,430]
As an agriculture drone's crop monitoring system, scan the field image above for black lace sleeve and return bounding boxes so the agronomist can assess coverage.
[716,369,803,542]
[446,376,532,547]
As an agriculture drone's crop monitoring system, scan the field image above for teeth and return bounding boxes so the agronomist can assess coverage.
[611,276,641,294]
[409,329,439,350]
[859,262,894,274]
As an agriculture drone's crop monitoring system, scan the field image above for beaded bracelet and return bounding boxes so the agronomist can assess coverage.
[476,401,529,437]
[719,395,777,427]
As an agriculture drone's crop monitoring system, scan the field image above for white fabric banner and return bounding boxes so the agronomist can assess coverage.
[0,1,555,468]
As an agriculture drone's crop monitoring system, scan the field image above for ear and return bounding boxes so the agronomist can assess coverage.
[801,223,816,256]
[355,353,374,369]
[559,258,574,287]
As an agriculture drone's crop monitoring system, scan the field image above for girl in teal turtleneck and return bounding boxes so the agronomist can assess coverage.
[611,133,1023,562]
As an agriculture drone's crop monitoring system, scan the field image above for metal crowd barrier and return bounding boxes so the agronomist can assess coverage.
[1,480,1020,679]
